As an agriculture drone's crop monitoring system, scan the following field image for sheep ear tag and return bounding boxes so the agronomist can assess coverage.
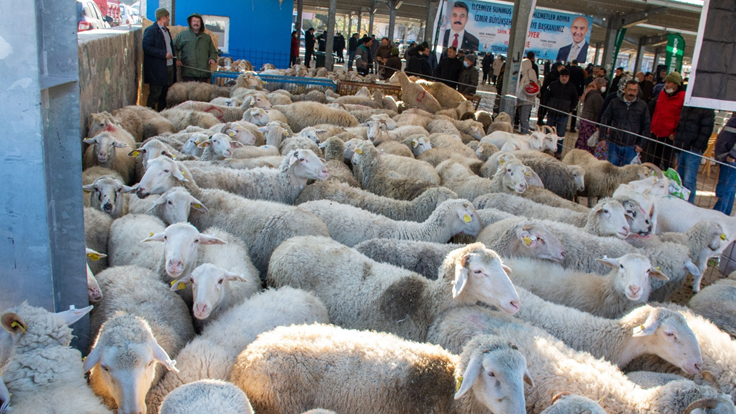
[129,150,140,157]
[721,233,728,241]
[228,131,235,137]
[87,252,101,261]
[463,214,472,223]
[455,376,463,392]
[169,280,187,291]
[355,148,363,154]
[632,324,645,335]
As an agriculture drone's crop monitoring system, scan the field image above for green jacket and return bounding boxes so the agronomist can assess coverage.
[174,13,218,78]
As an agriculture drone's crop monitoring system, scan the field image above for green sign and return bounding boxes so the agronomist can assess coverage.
[665,33,685,74]
[610,28,627,83]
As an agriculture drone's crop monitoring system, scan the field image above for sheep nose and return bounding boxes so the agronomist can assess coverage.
[195,303,208,314]
[560,251,567,258]
[629,285,641,295]
[103,202,113,212]
[693,363,702,372]
[509,300,520,311]
[168,259,182,269]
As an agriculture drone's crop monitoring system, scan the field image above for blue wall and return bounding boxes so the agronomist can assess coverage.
[148,0,294,69]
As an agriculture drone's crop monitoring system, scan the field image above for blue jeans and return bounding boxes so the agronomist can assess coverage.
[547,114,568,154]
[607,142,638,166]
[676,149,702,203]
[715,159,736,216]
[348,50,356,70]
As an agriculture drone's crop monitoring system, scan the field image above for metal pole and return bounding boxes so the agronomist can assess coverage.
[388,2,397,43]
[348,13,352,35]
[634,37,645,73]
[357,11,362,36]
[499,0,537,115]
[425,0,434,43]
[653,46,662,69]
[326,0,337,70]
[601,20,618,75]
[593,42,601,65]
[368,7,375,36]
[296,0,304,33]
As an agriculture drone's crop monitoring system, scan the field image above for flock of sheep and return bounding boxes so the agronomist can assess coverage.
[3,63,736,414]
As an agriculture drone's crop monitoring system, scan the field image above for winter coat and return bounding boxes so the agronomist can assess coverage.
[376,45,392,62]
[348,36,358,52]
[457,64,479,95]
[600,96,651,147]
[291,36,300,57]
[142,23,175,85]
[715,117,736,161]
[543,80,578,113]
[650,88,685,138]
[516,59,539,106]
[492,58,503,76]
[568,65,586,95]
[434,56,463,88]
[305,32,316,51]
[580,89,604,122]
[674,106,715,152]
[173,13,218,79]
[355,44,372,70]
[482,54,493,71]
[382,56,402,80]
[640,80,655,102]
[404,50,422,75]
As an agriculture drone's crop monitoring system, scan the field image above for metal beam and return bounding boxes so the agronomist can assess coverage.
[424,0,434,43]
[296,0,304,33]
[609,7,668,29]
[388,0,398,43]
[500,0,537,115]
[348,13,353,35]
[357,11,362,36]
[634,37,645,73]
[641,34,669,47]
[368,5,375,36]
[600,20,618,75]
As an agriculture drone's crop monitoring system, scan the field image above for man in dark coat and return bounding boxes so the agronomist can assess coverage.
[457,54,479,95]
[143,8,175,111]
[334,33,345,63]
[304,28,316,68]
[714,116,736,215]
[434,46,463,88]
[347,33,359,70]
[317,30,327,52]
[566,60,585,132]
[481,52,493,84]
[600,80,651,166]
[674,105,715,203]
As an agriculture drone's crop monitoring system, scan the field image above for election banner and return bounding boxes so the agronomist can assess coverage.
[433,0,593,62]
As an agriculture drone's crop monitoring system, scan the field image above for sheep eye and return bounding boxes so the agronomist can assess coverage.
[167,201,173,205]
[619,264,624,269]
[194,239,199,243]
[631,211,637,217]
[488,371,495,377]
[473,269,482,274]
[164,169,170,173]
[218,279,224,284]
[603,209,609,214]
[163,236,167,240]
[147,360,154,367]
[665,332,674,337]
[101,365,110,372]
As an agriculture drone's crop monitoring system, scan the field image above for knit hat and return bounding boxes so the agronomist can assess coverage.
[155,8,169,19]
[391,47,399,56]
[465,54,476,65]
[664,71,682,86]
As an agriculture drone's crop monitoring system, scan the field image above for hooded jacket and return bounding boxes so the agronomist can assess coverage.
[174,13,218,78]
[650,86,685,137]
[674,106,715,152]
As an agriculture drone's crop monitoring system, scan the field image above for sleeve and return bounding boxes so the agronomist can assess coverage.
[208,35,218,60]
[569,87,579,111]
[600,101,613,138]
[697,110,716,150]
[142,27,167,59]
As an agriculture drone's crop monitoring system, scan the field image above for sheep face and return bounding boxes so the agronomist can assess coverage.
[88,112,116,137]
[172,263,248,320]
[451,245,520,315]
[84,315,178,414]
[628,307,703,376]
[243,94,272,110]
[200,133,243,159]
[258,121,289,147]
[148,187,208,225]
[243,108,269,126]
[85,248,105,302]
[182,133,209,157]
[130,139,176,169]
[567,165,585,192]
[592,200,630,238]
[135,157,188,198]
[597,254,668,302]
[143,223,226,279]
[344,138,365,162]
[455,338,530,414]
[84,132,129,166]
[285,149,329,181]
[299,127,327,144]
[410,135,432,156]
[370,114,397,130]
[514,222,566,262]
[222,123,257,146]
[498,161,528,194]
[83,176,134,216]
[620,199,652,237]
[444,200,483,237]
[535,126,563,152]
[366,119,389,144]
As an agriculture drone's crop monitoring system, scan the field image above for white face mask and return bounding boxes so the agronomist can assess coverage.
[600,87,606,93]
[665,87,675,94]
[463,61,470,67]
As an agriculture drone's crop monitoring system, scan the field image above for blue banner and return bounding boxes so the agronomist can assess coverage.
[436,0,593,62]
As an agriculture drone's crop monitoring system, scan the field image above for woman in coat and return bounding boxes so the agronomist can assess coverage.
[576,77,607,154]
[515,57,539,134]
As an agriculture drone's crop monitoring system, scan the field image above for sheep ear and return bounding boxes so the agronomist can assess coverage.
[525,169,544,188]
[230,141,244,148]
[685,261,700,277]
[524,370,534,387]
[169,275,192,291]
[198,140,212,148]
[83,137,97,145]
[224,271,247,283]
[453,255,471,298]
[121,185,136,194]
[150,339,178,372]
[172,167,189,183]
[113,142,129,148]
[455,353,482,399]
[502,264,512,275]
[220,122,232,133]
[632,310,659,337]
[56,305,94,326]
[86,248,107,260]
[288,152,300,167]
[316,129,327,133]
[82,184,95,193]
[141,232,166,243]
[190,199,209,212]
[649,267,669,281]
[596,257,620,269]
[148,195,169,211]
[83,345,102,372]
[199,234,227,245]
[128,148,144,157]
[1,312,27,336]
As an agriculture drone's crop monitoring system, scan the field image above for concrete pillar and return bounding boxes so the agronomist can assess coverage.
[425,0,434,43]
[368,8,375,36]
[388,2,397,43]
[296,0,304,33]
[326,0,337,70]
[594,42,601,65]
[653,47,662,68]
[634,37,645,74]
[499,0,537,115]
[357,11,362,36]
[600,20,618,76]
[348,13,352,35]
[0,0,89,350]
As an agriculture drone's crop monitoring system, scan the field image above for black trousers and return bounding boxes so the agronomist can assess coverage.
[146,65,174,111]
[644,135,676,170]
[305,48,314,67]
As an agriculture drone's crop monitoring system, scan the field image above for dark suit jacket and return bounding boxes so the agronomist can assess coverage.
[443,29,479,51]
[556,41,588,63]
[142,23,175,85]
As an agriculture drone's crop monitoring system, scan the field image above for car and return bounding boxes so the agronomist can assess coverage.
[120,4,139,25]
[77,0,108,31]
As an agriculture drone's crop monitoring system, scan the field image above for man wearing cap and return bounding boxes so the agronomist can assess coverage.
[457,53,479,95]
[174,13,218,83]
[644,71,685,170]
[142,8,175,110]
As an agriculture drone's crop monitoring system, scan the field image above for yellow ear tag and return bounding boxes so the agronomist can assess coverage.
[499,158,506,165]
[525,172,531,176]
[355,148,362,154]
[721,233,728,241]
[192,203,202,209]
[456,376,463,392]
[523,237,532,246]
[11,321,26,334]
[87,253,101,261]
[656,267,660,271]
[633,324,645,335]
[463,214,472,223]
[228,131,235,137]
[150,232,154,237]
[412,140,418,147]
[130,150,140,157]
[177,282,187,290]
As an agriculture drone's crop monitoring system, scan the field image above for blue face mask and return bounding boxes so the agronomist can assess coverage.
[463,61,470,67]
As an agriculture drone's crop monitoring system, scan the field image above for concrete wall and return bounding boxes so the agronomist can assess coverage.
[78,27,143,138]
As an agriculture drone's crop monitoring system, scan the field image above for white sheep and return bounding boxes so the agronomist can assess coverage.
[0,304,109,414]
[317,137,361,187]
[84,207,112,275]
[85,248,105,303]
[688,271,736,337]
[159,380,254,414]
[146,287,329,412]
[267,238,521,341]
[198,132,244,161]
[505,254,668,318]
[132,156,330,274]
[107,214,166,272]
[539,394,606,414]
[428,133,477,158]
[161,108,221,131]
[230,323,531,414]
[128,187,209,225]
[473,216,568,262]
[83,131,137,184]
[82,173,135,219]
[273,101,359,131]
[298,199,481,247]
[653,192,736,241]
[437,159,535,201]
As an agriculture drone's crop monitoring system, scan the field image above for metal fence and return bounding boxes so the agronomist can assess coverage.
[224,48,290,72]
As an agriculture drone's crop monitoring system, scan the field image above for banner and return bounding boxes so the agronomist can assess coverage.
[665,34,684,74]
[434,0,593,62]
[608,28,627,82]
[685,0,736,111]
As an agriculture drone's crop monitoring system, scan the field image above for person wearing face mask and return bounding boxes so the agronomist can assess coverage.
[457,54,479,96]
[600,80,651,166]
[644,72,685,170]
[576,77,607,154]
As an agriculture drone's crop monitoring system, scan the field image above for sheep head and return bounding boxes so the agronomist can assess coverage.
[83,175,135,216]
[171,263,249,321]
[283,149,329,182]
[83,132,129,166]
[514,222,566,262]
[597,254,668,302]
[618,198,652,237]
[567,165,586,192]
[590,200,630,238]
[496,161,530,194]
[408,135,432,156]
[142,223,226,279]
[182,133,210,156]
[86,248,105,302]
[221,122,257,146]
[243,108,269,126]
[135,157,189,199]
[87,112,116,137]
[199,133,244,159]
[147,187,208,225]
[129,139,177,170]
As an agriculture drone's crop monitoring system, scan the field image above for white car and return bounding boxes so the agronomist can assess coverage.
[120,4,139,25]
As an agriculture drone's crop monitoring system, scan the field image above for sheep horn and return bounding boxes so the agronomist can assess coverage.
[683,398,719,414]
[551,392,570,404]
[641,162,663,178]
[700,371,721,393]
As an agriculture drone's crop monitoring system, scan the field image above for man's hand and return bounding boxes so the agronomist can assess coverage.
[176,60,182,67]
[208,59,216,66]
[668,133,675,140]
[634,145,643,153]
[165,52,174,59]
[728,156,735,163]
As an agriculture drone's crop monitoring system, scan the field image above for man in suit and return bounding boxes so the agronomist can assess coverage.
[442,2,479,52]
[143,8,175,111]
[556,16,589,63]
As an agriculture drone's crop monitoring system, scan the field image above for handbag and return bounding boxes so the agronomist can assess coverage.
[524,82,540,95]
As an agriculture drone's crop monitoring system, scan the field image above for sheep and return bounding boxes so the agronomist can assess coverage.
[562,149,652,207]
[107,214,166,272]
[0,304,110,414]
[318,137,361,187]
[295,181,457,222]
[428,133,477,157]
[128,138,184,182]
[505,254,669,318]
[241,93,273,110]
[230,323,530,414]
[298,199,482,247]
[133,156,330,274]
[475,141,499,161]
[167,82,230,107]
[83,131,137,184]
[488,112,513,133]
[480,195,634,238]
[174,101,245,123]
[88,110,143,142]
[220,121,265,146]
[82,173,134,219]
[273,102,359,131]
[396,72,442,113]
[427,118,462,136]
[84,207,112,275]
[161,108,221,131]
[159,380,254,414]
[428,303,730,414]
[473,189,591,213]
[351,140,436,200]
[539,394,606,414]
[452,118,487,143]
[268,238,520,342]
[377,140,414,157]
[85,248,105,303]
[85,314,181,414]
[145,287,328,411]
[436,100,476,120]
[404,135,433,156]
[416,78,469,109]
[688,272,736,337]
[481,130,546,152]
[437,159,533,201]
[116,105,176,139]
[474,217,572,262]
[626,221,727,292]
[279,134,322,155]
[196,133,243,161]
[379,152,441,185]
[129,187,209,225]
[653,192,736,240]
[186,149,328,204]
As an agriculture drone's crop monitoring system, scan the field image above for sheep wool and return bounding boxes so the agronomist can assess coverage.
[159,380,254,414]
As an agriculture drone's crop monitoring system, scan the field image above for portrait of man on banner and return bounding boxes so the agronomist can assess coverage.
[556,16,589,62]
[442,2,480,51]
